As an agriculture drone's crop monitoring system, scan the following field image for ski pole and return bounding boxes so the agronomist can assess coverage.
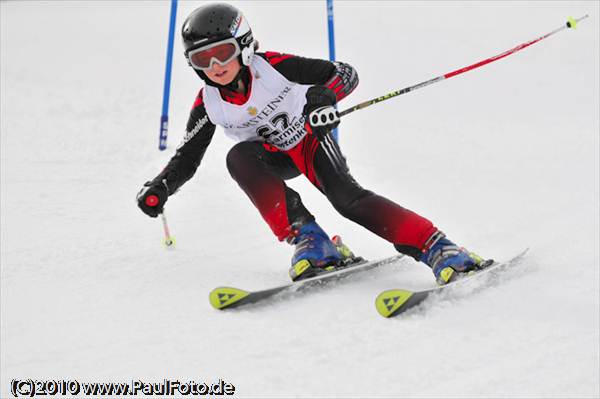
[340,15,589,118]
[145,194,176,247]
[160,211,175,247]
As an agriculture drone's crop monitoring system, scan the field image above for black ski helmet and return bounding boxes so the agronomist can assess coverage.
[182,3,256,69]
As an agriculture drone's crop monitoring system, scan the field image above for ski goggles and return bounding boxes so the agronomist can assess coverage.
[188,38,241,71]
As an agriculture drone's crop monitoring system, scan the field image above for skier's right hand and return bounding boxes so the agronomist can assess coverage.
[136,180,168,218]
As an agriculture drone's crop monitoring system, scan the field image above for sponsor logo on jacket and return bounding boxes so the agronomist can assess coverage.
[178,115,209,149]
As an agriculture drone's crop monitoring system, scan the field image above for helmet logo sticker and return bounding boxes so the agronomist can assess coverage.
[230,14,243,35]
[240,32,253,46]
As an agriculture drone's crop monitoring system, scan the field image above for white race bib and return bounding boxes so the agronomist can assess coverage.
[203,56,310,151]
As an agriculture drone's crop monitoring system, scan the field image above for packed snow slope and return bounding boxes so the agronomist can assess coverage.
[2,1,599,398]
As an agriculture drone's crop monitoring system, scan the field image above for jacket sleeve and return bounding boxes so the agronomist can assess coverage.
[257,52,359,101]
[149,89,216,195]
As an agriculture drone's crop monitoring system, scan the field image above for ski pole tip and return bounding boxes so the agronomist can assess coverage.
[163,236,176,248]
[567,15,589,29]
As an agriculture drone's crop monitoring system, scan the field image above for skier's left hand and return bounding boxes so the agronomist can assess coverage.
[303,86,340,140]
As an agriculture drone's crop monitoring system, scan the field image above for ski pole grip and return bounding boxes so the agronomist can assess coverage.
[145,195,159,207]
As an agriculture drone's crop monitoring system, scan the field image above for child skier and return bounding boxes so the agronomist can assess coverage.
[137,3,487,285]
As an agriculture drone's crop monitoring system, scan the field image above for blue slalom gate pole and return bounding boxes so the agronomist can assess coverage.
[326,0,339,142]
[159,0,178,151]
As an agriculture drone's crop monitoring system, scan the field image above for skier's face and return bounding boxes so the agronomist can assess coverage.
[204,57,241,86]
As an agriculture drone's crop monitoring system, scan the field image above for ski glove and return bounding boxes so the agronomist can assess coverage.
[303,86,340,141]
[136,180,169,218]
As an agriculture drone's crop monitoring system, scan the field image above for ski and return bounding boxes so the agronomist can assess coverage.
[375,249,529,318]
[209,254,405,310]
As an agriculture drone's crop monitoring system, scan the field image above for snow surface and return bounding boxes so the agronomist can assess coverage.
[1,1,599,398]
